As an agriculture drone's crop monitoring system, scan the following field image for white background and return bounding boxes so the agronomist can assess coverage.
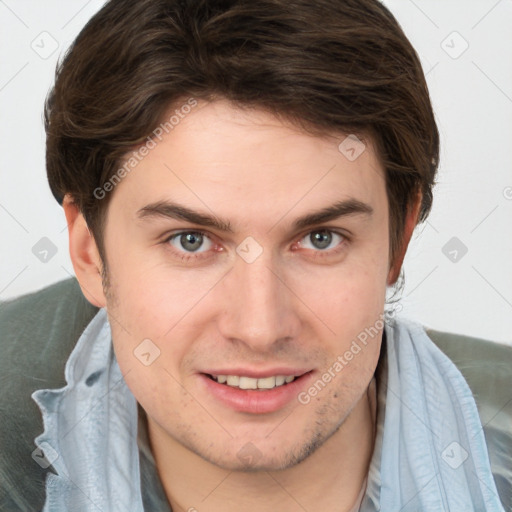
[1,1,511,344]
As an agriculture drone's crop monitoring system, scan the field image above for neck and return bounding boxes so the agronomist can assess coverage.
[148,379,377,512]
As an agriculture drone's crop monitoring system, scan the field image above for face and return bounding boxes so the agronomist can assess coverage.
[100,99,391,471]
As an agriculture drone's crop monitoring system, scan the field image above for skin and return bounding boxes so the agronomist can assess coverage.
[65,99,420,511]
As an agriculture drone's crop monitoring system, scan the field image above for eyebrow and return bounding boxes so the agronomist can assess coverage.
[137,198,373,233]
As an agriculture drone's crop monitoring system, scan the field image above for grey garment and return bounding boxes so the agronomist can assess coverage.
[1,278,511,511]
[0,279,97,511]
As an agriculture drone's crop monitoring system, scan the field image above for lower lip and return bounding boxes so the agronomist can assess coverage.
[198,372,314,414]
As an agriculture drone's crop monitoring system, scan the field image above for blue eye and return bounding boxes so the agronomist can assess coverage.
[167,231,213,253]
[299,230,345,251]
[163,228,347,263]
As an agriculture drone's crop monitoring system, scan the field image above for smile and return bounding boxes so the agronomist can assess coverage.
[208,374,298,390]
[200,371,314,414]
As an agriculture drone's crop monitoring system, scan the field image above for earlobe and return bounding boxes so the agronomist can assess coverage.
[387,192,422,285]
[63,195,106,308]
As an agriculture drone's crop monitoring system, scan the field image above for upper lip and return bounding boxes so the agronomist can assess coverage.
[201,368,312,378]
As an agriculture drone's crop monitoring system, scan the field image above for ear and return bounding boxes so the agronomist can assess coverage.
[63,195,106,308]
[387,191,422,285]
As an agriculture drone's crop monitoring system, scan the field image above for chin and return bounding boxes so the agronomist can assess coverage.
[198,434,327,473]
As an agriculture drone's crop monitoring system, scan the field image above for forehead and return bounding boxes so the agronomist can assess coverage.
[109,99,387,230]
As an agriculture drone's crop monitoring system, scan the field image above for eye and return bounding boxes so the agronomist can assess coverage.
[167,231,213,253]
[297,229,346,252]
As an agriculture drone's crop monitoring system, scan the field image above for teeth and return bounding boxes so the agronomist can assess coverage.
[226,375,240,386]
[239,376,258,389]
[212,374,298,389]
[275,376,285,386]
[257,376,277,389]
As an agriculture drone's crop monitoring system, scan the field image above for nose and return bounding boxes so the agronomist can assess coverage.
[216,250,301,352]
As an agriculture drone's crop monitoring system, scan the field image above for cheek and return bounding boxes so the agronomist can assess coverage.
[104,261,215,395]
[103,264,184,384]
[286,250,388,384]
[292,255,388,329]
[105,251,191,336]
[107,311,193,421]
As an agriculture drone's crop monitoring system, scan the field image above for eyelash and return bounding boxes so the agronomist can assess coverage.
[162,228,350,262]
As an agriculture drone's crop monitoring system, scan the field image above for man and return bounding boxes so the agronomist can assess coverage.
[1,0,510,511]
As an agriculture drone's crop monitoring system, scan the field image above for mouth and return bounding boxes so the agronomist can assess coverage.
[199,370,314,414]
[205,373,300,390]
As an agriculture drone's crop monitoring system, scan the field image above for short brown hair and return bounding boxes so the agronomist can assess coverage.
[45,0,439,267]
